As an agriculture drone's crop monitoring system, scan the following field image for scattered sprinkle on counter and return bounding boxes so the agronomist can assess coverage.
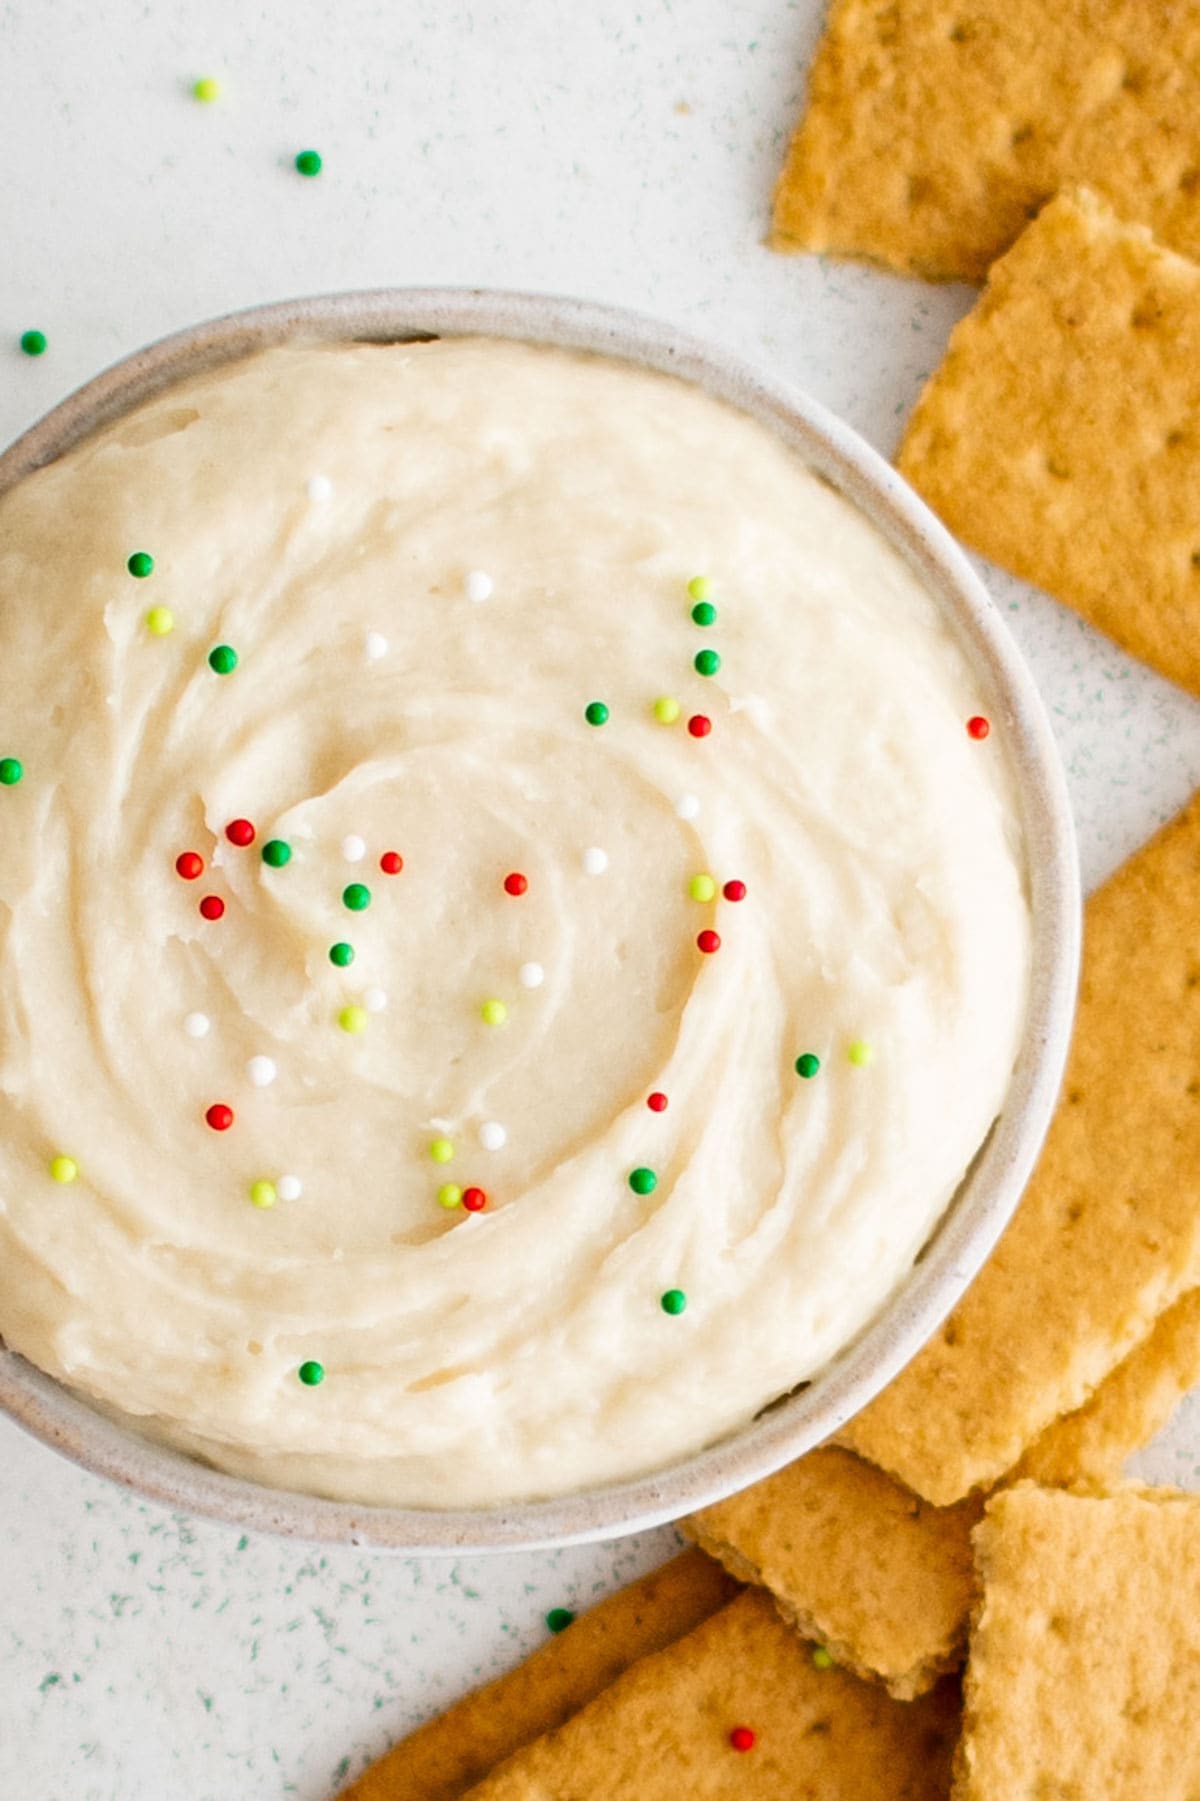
[545,1608,575,1634]
[294,149,323,177]
[19,329,47,357]
[192,76,220,102]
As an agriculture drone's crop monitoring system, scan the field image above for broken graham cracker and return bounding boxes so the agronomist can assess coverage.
[337,1550,738,1801]
[898,188,1200,697]
[461,1589,960,1801]
[842,790,1200,1505]
[956,1485,1200,1797]
[772,0,1200,282]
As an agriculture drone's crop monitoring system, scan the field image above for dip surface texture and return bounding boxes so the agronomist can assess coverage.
[0,340,1030,1506]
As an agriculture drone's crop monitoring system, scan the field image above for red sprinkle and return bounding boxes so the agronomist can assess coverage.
[205,1103,234,1132]
[225,818,256,847]
[687,714,712,739]
[723,879,747,903]
[967,715,991,740]
[462,1186,488,1212]
[697,929,721,955]
[647,1092,669,1113]
[380,851,404,875]
[729,1727,756,1753]
[199,895,225,921]
[175,851,204,880]
[503,871,528,896]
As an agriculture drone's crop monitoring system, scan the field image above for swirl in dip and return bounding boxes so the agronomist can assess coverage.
[0,340,1030,1508]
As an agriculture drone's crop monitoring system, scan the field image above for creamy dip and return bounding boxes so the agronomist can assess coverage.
[0,339,1030,1506]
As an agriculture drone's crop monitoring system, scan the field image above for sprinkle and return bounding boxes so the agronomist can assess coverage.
[465,569,494,602]
[697,929,721,954]
[126,551,154,579]
[294,148,323,177]
[629,1167,657,1195]
[184,1012,210,1038]
[811,1646,834,1671]
[519,961,545,989]
[225,818,256,847]
[481,999,508,1026]
[848,1040,874,1067]
[660,1288,687,1315]
[430,1138,455,1164]
[338,1006,368,1035]
[694,648,721,677]
[380,851,404,875]
[675,792,700,821]
[297,1359,325,1386]
[192,76,220,102]
[208,644,238,675]
[686,576,712,602]
[175,851,204,880]
[503,871,528,896]
[967,714,991,740]
[653,696,681,724]
[329,941,355,967]
[262,839,291,868]
[691,600,717,628]
[249,1180,277,1209]
[365,631,389,661]
[277,1175,303,1202]
[546,1608,575,1634]
[647,1092,668,1112]
[729,1727,756,1753]
[246,1055,277,1087]
[0,757,22,787]
[582,847,608,875]
[794,1053,821,1079]
[199,895,225,921]
[342,882,371,911]
[145,606,175,636]
[584,701,609,727]
[462,1186,488,1212]
[687,714,711,738]
[437,1183,463,1209]
[49,1155,78,1184]
[364,986,388,1013]
[723,879,747,902]
[205,1103,234,1131]
[479,1121,507,1151]
[305,474,332,502]
[341,834,366,863]
[19,329,47,357]
[689,873,717,903]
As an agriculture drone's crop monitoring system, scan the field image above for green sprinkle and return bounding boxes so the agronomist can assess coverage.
[660,1288,687,1315]
[342,882,371,911]
[690,600,717,627]
[694,648,721,677]
[297,1359,325,1386]
[295,148,323,177]
[192,76,220,102]
[689,873,717,903]
[546,1608,575,1634]
[811,1646,834,1671]
[0,757,22,787]
[126,551,154,579]
[208,644,238,674]
[329,942,355,967]
[795,1053,821,1079]
[686,576,712,602]
[629,1167,657,1196]
[261,839,291,868]
[848,1040,874,1067]
[19,329,47,357]
[584,701,609,727]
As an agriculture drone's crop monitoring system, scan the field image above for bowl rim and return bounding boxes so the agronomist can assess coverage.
[0,287,1081,1552]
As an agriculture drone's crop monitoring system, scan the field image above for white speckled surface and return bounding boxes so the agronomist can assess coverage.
[2,2,1200,1795]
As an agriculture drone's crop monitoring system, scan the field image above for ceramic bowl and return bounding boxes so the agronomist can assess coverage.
[0,290,1080,1550]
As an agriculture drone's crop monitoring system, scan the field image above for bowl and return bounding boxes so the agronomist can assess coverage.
[0,289,1080,1550]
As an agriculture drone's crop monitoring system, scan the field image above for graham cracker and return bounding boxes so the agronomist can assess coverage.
[956,1485,1200,1796]
[898,187,1200,697]
[461,1589,960,1800]
[772,0,1200,282]
[843,791,1200,1503]
[337,1549,738,1801]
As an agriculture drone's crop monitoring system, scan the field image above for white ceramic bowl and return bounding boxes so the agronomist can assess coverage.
[0,291,1080,1550]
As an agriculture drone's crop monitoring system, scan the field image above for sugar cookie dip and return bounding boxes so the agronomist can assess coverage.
[0,339,1030,1508]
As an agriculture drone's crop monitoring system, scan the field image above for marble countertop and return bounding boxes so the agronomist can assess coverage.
[3,2,1200,1795]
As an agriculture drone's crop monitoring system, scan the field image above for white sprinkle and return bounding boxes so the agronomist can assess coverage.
[364,986,388,1013]
[365,631,389,661]
[277,1175,303,1202]
[246,1055,277,1088]
[184,1012,210,1039]
[582,847,608,875]
[306,474,333,503]
[479,1120,508,1152]
[519,962,545,989]
[465,569,494,603]
[341,834,366,862]
[675,793,701,822]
